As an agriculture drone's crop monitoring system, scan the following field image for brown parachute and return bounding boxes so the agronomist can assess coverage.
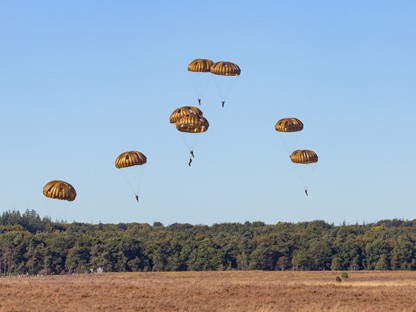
[115,151,147,203]
[176,114,209,133]
[275,118,304,133]
[115,151,147,169]
[290,150,318,164]
[171,107,209,166]
[43,180,76,201]
[169,106,203,124]
[210,61,241,76]
[188,59,214,73]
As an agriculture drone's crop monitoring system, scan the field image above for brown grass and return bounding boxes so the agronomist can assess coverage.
[1,271,416,311]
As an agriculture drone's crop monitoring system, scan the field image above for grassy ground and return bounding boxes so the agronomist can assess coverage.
[1,271,416,311]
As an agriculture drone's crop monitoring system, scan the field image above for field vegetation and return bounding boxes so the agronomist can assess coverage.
[1,271,416,311]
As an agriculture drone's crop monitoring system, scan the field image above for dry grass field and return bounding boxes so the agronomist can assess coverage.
[1,271,416,312]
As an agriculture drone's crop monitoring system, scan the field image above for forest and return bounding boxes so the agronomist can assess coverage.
[1,210,415,275]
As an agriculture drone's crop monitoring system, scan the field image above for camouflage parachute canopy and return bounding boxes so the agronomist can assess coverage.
[188,59,214,73]
[210,61,241,76]
[169,106,203,124]
[176,114,209,133]
[275,118,304,133]
[115,151,147,169]
[290,150,318,164]
[43,180,77,201]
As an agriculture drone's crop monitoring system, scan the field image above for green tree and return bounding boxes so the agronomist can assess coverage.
[391,238,415,270]
[65,245,90,273]
[291,249,311,270]
[248,243,275,270]
[331,257,342,271]
[375,254,388,270]
[187,239,223,271]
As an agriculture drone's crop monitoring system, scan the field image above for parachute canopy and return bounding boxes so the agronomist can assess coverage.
[188,59,214,73]
[210,61,241,76]
[169,106,203,124]
[176,114,209,133]
[290,150,318,164]
[43,180,76,201]
[275,118,304,133]
[115,151,147,169]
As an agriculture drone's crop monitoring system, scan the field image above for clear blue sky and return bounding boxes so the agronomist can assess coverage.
[1,1,415,225]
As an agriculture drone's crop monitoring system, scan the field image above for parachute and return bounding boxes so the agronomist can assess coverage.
[169,106,203,124]
[275,118,304,133]
[210,61,241,76]
[43,180,76,201]
[275,118,318,196]
[275,117,304,154]
[115,151,147,168]
[170,107,209,166]
[115,151,147,203]
[289,150,318,196]
[210,61,241,107]
[176,114,209,133]
[188,59,214,105]
[290,150,318,164]
[188,59,213,73]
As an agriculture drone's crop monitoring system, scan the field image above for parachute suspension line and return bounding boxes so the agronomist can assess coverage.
[44,198,73,224]
[213,76,238,107]
[120,170,136,197]
[180,133,192,154]
[135,166,146,198]
[213,78,223,105]
[292,134,301,154]
[189,75,211,106]
[292,164,307,196]
[120,167,145,202]
[180,133,199,166]
[293,163,317,196]
[303,163,317,193]
[223,76,238,103]
[278,134,292,156]
[43,191,56,222]
[278,132,302,157]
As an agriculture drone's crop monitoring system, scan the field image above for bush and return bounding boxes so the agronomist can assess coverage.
[340,272,349,279]
[335,276,342,283]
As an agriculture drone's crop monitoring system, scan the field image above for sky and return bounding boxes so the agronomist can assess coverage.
[0,1,415,225]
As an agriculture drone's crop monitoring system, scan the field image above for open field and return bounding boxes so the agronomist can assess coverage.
[1,271,416,312]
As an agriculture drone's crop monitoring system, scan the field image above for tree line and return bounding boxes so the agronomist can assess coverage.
[0,210,415,275]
